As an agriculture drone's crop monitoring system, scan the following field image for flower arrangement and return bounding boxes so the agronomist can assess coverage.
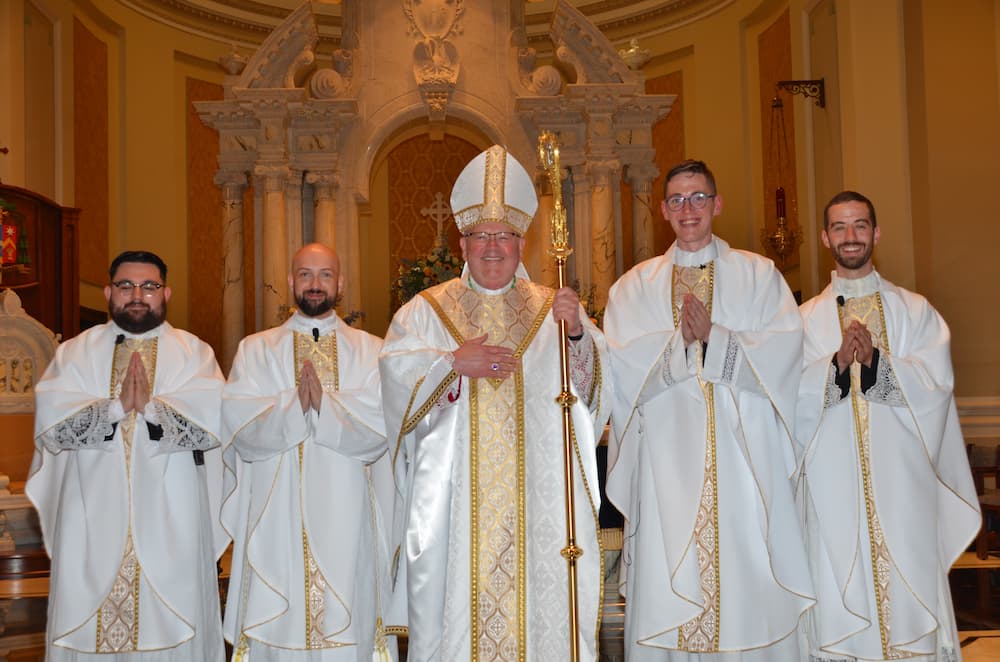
[392,243,464,306]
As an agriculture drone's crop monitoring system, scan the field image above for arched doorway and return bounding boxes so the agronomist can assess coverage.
[359,124,489,337]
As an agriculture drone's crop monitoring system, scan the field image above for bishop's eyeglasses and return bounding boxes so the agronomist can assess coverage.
[463,231,522,244]
[111,280,164,297]
[665,192,716,211]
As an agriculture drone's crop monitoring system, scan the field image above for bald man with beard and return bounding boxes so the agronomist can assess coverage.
[221,244,394,661]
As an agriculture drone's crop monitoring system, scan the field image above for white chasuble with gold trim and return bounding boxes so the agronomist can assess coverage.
[27,321,226,661]
[382,277,609,662]
[605,237,814,660]
[221,312,390,661]
[798,272,979,662]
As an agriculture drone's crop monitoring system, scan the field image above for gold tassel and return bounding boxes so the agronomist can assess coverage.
[372,617,391,662]
[233,634,249,662]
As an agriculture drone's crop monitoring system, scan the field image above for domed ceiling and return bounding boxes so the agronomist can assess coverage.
[118,0,734,52]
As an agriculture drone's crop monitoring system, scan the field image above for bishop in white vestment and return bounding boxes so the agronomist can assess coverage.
[380,146,610,662]
[797,191,979,662]
[28,251,227,661]
[222,244,392,661]
[604,161,814,661]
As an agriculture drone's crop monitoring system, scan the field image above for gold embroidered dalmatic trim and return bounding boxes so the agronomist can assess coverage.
[423,279,551,662]
[837,293,901,659]
[672,264,722,653]
[97,537,140,652]
[97,337,158,651]
[293,330,340,649]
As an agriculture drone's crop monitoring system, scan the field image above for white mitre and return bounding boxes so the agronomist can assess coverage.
[450,145,538,235]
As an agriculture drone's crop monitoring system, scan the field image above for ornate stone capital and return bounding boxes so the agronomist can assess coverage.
[253,164,291,192]
[306,171,340,198]
[214,170,248,199]
[625,161,660,189]
[586,159,621,185]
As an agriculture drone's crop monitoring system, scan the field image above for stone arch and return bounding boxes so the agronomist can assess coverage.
[197,0,673,362]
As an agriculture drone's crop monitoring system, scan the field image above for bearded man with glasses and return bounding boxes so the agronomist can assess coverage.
[28,250,227,661]
[604,160,814,661]
[380,145,610,661]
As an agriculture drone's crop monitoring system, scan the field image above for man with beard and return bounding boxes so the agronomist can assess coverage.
[222,243,393,661]
[796,191,979,661]
[604,160,813,661]
[27,250,228,661]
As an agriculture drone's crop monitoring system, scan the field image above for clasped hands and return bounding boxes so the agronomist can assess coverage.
[679,294,712,346]
[451,286,583,379]
[298,360,324,414]
[119,351,151,414]
[836,320,875,373]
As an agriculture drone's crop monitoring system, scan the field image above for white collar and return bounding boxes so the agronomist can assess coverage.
[287,310,340,336]
[460,262,531,293]
[832,269,881,300]
[110,321,164,341]
[673,237,719,267]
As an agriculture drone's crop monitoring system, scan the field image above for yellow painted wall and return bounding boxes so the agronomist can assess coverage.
[903,0,1000,396]
[639,0,1000,396]
[1,0,229,331]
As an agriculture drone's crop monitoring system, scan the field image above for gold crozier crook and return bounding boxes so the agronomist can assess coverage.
[538,131,582,662]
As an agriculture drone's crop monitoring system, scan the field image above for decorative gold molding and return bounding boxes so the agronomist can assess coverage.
[117,0,343,49]
[118,1,734,53]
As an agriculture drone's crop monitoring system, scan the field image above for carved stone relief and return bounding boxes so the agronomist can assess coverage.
[0,289,58,414]
[403,0,465,120]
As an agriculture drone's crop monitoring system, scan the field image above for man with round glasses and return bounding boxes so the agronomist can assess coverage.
[796,191,978,661]
[28,250,227,660]
[380,145,610,660]
[604,160,814,660]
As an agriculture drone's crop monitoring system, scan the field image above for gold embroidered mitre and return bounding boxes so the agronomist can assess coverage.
[450,145,538,235]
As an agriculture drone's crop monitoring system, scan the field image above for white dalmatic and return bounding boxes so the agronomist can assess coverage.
[222,311,393,662]
[28,321,227,662]
[797,271,979,662]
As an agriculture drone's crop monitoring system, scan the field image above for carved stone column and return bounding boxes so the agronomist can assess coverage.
[626,161,660,266]
[588,159,619,309]
[570,167,592,294]
[285,170,304,269]
[216,171,247,370]
[255,164,290,327]
[307,171,338,249]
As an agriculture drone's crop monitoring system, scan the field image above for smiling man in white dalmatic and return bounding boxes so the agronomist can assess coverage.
[604,159,815,661]
[796,191,979,662]
[29,250,227,661]
[221,243,393,661]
